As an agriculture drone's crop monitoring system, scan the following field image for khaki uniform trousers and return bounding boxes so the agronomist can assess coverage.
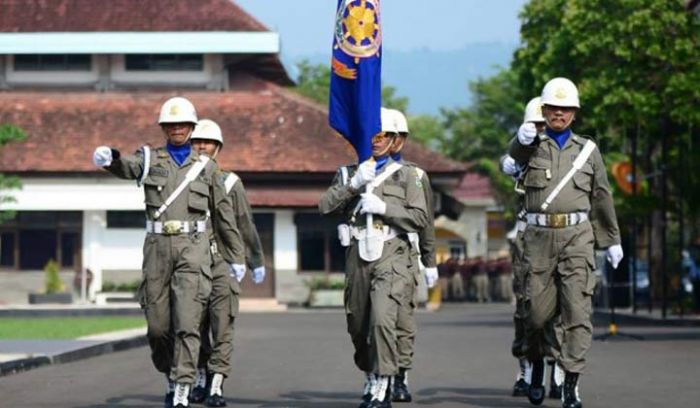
[138,232,212,383]
[473,273,489,302]
[198,253,241,376]
[511,232,527,358]
[395,254,419,370]
[523,222,597,373]
[345,236,414,376]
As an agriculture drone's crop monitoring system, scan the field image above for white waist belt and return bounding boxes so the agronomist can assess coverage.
[525,212,588,228]
[146,220,206,235]
[350,225,400,242]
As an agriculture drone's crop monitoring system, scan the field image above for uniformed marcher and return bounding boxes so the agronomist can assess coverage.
[92,98,246,408]
[387,109,439,403]
[501,96,548,398]
[319,108,429,408]
[509,78,623,408]
[186,119,266,407]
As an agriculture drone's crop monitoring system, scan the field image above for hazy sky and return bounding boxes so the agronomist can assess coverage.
[235,0,527,57]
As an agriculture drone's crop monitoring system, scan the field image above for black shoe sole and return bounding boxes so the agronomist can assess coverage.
[392,394,412,403]
[528,386,545,406]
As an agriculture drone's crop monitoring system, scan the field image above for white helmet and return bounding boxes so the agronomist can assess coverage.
[191,119,223,146]
[158,97,198,124]
[541,77,580,108]
[523,97,545,123]
[380,107,398,133]
[392,109,409,134]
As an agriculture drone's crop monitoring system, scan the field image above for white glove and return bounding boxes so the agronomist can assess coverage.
[424,267,438,288]
[359,192,387,215]
[230,264,246,282]
[501,155,518,176]
[252,266,266,284]
[93,146,113,167]
[606,244,624,269]
[517,122,537,145]
[349,160,376,190]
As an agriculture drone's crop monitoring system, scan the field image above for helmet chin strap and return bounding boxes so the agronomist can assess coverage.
[391,137,407,155]
[374,135,397,158]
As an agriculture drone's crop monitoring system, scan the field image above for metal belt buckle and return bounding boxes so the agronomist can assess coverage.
[550,214,567,228]
[162,220,182,235]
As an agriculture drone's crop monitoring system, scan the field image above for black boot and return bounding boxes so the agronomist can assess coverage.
[512,358,530,397]
[392,368,412,402]
[527,359,545,405]
[562,372,582,408]
[549,361,562,399]
[358,373,374,408]
[190,369,208,404]
[164,392,175,408]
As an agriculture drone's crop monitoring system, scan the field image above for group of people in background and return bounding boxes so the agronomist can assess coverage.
[437,256,514,303]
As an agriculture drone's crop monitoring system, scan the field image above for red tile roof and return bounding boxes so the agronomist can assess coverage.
[0,0,268,32]
[246,186,326,208]
[0,83,467,175]
[452,173,495,203]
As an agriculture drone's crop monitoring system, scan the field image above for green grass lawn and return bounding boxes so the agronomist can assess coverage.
[0,316,146,339]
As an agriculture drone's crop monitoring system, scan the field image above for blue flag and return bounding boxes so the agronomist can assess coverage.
[329,0,382,162]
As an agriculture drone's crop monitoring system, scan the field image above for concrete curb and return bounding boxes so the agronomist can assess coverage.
[0,333,147,377]
[594,309,700,327]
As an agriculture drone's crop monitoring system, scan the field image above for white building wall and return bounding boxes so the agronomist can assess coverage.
[435,205,489,259]
[273,209,308,304]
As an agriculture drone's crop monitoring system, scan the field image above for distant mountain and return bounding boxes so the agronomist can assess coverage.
[281,42,518,115]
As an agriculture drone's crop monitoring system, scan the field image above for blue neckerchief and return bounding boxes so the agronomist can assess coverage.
[375,156,389,171]
[546,128,572,150]
[391,153,402,162]
[166,143,191,167]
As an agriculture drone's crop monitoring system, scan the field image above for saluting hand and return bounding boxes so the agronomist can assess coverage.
[517,122,537,145]
[93,146,113,167]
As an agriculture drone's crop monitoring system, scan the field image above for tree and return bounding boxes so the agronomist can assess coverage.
[0,124,27,224]
[434,69,526,218]
[292,59,411,111]
[407,114,444,150]
[439,69,524,163]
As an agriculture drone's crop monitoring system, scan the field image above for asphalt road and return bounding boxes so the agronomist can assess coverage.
[2,303,700,408]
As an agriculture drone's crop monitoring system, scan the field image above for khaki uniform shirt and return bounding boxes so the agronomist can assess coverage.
[509,132,621,248]
[105,146,245,264]
[319,158,429,235]
[224,172,265,269]
[399,160,437,268]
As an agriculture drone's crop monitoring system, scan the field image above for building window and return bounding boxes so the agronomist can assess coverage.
[14,54,91,71]
[295,213,345,272]
[449,240,466,260]
[1,232,16,267]
[106,211,144,229]
[125,54,204,71]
